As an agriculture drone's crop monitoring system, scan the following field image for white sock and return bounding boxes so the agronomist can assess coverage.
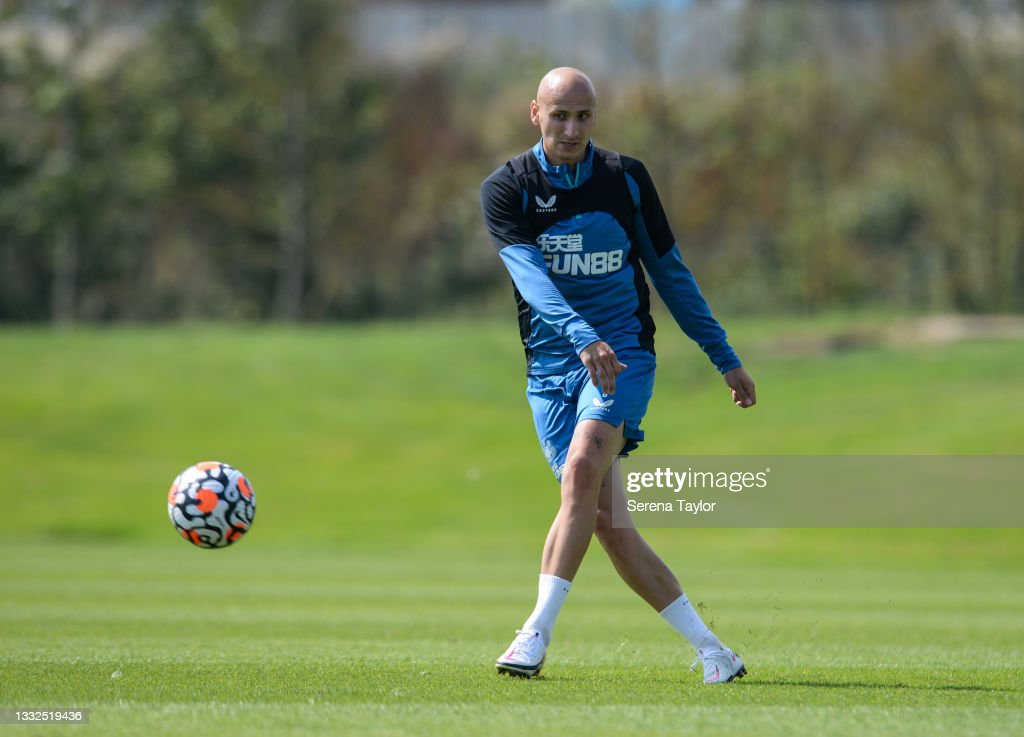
[659,593,724,653]
[522,574,572,647]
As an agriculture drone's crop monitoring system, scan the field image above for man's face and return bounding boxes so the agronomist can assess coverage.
[531,84,596,166]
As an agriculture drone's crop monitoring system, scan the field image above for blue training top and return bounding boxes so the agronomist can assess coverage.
[480,139,740,377]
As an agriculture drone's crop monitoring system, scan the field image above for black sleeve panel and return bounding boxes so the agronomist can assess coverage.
[480,164,536,252]
[622,157,676,258]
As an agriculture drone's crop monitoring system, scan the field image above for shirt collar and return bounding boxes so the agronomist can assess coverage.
[532,139,594,190]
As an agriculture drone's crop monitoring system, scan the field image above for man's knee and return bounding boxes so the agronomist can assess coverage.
[561,452,604,494]
[595,507,633,554]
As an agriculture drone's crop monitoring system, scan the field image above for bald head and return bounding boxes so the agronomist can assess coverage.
[531,67,597,165]
[536,67,597,108]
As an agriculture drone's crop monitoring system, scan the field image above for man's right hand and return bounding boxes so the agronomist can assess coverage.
[579,341,627,395]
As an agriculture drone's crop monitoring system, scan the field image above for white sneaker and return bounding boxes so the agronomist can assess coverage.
[496,629,546,678]
[691,647,746,684]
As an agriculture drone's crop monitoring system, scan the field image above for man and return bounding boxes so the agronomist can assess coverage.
[479,68,756,684]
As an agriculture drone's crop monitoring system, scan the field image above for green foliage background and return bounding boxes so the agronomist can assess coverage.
[2,0,1023,322]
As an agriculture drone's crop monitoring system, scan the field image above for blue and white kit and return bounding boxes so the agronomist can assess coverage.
[481,140,741,479]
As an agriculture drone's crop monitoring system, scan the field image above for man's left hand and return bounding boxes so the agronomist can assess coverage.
[723,367,756,408]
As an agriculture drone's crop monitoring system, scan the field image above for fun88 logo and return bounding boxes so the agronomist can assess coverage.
[539,233,623,276]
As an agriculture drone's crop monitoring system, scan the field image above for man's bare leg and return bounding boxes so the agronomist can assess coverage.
[593,457,683,611]
[540,419,625,581]
[592,458,746,683]
[496,419,624,676]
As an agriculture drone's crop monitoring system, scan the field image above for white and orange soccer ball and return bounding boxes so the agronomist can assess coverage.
[168,461,255,548]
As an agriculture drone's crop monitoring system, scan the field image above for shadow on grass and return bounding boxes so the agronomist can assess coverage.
[534,673,1013,694]
[753,679,1009,693]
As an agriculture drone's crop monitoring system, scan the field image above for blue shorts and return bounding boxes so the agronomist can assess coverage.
[526,348,656,480]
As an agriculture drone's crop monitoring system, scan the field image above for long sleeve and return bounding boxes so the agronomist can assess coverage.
[498,244,600,355]
[640,243,740,373]
[624,159,741,373]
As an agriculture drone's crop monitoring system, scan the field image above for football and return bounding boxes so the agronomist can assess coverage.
[168,461,255,548]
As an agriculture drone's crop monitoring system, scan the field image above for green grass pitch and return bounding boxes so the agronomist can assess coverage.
[1,317,1022,736]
